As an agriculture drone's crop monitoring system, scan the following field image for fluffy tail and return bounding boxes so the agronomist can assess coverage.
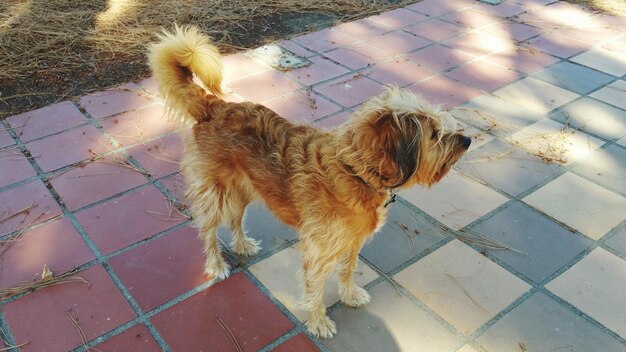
[147,25,223,123]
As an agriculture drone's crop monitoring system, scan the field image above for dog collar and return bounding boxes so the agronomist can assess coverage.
[344,163,396,208]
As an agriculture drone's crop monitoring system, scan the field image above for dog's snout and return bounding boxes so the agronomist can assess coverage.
[461,135,471,149]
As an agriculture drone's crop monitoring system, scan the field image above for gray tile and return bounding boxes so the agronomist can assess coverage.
[361,202,447,273]
[573,144,626,194]
[324,281,463,352]
[571,47,626,77]
[457,139,562,196]
[493,77,579,115]
[551,97,626,140]
[605,226,626,256]
[475,293,625,352]
[217,202,297,258]
[590,79,626,111]
[471,202,591,283]
[534,61,614,95]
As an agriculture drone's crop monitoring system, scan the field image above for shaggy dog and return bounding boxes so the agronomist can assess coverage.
[148,26,471,338]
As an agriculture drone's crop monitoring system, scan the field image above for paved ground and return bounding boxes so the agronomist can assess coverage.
[1,0,626,351]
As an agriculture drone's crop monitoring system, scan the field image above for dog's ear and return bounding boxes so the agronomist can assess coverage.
[372,111,421,188]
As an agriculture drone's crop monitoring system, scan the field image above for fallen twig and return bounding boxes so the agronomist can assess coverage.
[0,267,90,299]
[0,202,38,225]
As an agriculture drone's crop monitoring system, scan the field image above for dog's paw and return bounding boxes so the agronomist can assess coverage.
[307,315,337,338]
[231,237,261,256]
[340,285,371,307]
[204,260,231,281]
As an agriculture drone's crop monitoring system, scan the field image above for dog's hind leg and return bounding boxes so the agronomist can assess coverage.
[225,188,261,256]
[338,242,371,307]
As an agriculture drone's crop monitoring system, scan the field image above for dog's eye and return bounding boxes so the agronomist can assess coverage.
[431,130,438,140]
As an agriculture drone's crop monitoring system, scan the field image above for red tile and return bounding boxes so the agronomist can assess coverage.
[7,101,87,142]
[99,104,175,147]
[473,1,528,18]
[406,18,465,42]
[80,84,156,119]
[554,26,622,45]
[479,22,543,42]
[314,76,383,108]
[76,185,185,255]
[151,272,293,351]
[484,47,560,74]
[159,173,187,204]
[0,148,36,188]
[4,265,136,352]
[368,58,435,87]
[405,44,473,72]
[406,0,472,17]
[0,218,94,289]
[222,53,270,82]
[284,56,350,86]
[369,8,429,29]
[279,40,316,58]
[109,226,209,311]
[314,110,353,130]
[333,17,390,41]
[446,59,522,91]
[445,32,514,58]
[323,47,374,70]
[128,133,183,179]
[274,334,320,352]
[0,129,13,148]
[366,30,431,55]
[407,75,483,108]
[348,42,396,62]
[0,180,62,236]
[93,324,160,352]
[524,32,590,58]
[138,77,159,95]
[263,91,341,123]
[294,28,357,52]
[229,70,300,103]
[441,8,502,29]
[50,158,148,211]
[26,124,113,172]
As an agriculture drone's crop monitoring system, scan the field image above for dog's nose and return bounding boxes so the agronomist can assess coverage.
[461,136,471,149]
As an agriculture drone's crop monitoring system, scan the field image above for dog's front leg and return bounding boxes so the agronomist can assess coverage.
[338,243,371,307]
[301,245,337,338]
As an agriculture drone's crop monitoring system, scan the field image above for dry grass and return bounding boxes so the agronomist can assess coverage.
[565,0,626,16]
[0,267,90,299]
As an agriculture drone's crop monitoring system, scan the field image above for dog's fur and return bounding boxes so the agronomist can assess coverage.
[148,26,470,338]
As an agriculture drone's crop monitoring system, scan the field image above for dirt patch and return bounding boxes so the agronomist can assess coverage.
[0,0,414,118]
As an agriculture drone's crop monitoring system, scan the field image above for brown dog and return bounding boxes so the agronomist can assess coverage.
[148,26,470,338]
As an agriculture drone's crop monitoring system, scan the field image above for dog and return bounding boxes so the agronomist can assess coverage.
[148,26,471,338]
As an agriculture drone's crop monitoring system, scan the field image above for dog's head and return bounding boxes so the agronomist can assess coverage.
[339,87,471,190]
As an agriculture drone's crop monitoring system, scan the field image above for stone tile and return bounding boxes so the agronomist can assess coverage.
[406,75,483,109]
[478,22,543,42]
[476,292,626,352]
[523,32,590,58]
[573,144,626,195]
[80,84,156,119]
[151,272,293,351]
[457,139,562,196]
[0,129,13,148]
[507,118,604,166]
[547,248,626,339]
[457,345,481,352]
[76,185,184,255]
[229,70,300,103]
[366,30,431,55]
[99,104,175,147]
[0,180,62,237]
[399,170,509,230]
[0,218,94,289]
[472,202,591,283]
[367,58,435,87]
[262,90,342,124]
[322,47,374,70]
[555,26,623,46]
[602,35,626,55]
[534,61,615,95]
[590,79,626,110]
[605,226,626,256]
[273,334,320,352]
[524,172,626,240]
[4,265,136,352]
[7,101,87,142]
[619,136,626,147]
[571,47,626,77]
[314,76,382,108]
[324,281,463,352]
[394,240,531,335]
[406,0,472,17]
[294,28,357,53]
[26,124,113,172]
[94,324,160,351]
[347,41,397,62]
[493,77,579,114]
[127,133,183,179]
[284,56,350,86]
[484,47,560,74]
[360,202,447,273]
[444,32,514,58]
[456,121,497,152]
[473,1,527,18]
[405,44,473,72]
[222,52,270,82]
[50,157,148,211]
[405,18,465,42]
[333,17,390,41]
[369,8,429,29]
[249,247,378,321]
[279,39,316,58]
[446,59,522,92]
[441,9,502,29]
[0,148,36,188]
[314,110,353,130]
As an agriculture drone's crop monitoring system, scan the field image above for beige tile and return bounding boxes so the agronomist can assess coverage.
[325,281,463,352]
[249,247,378,321]
[590,80,626,111]
[399,170,509,230]
[507,119,604,165]
[493,77,579,114]
[618,136,626,147]
[457,345,481,352]
[523,172,626,240]
[547,248,626,339]
[394,240,531,335]
[571,47,626,77]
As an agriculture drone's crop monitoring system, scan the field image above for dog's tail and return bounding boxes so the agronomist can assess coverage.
[148,25,223,124]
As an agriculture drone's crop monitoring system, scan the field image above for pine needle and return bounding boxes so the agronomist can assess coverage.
[215,316,243,352]
[0,268,90,300]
